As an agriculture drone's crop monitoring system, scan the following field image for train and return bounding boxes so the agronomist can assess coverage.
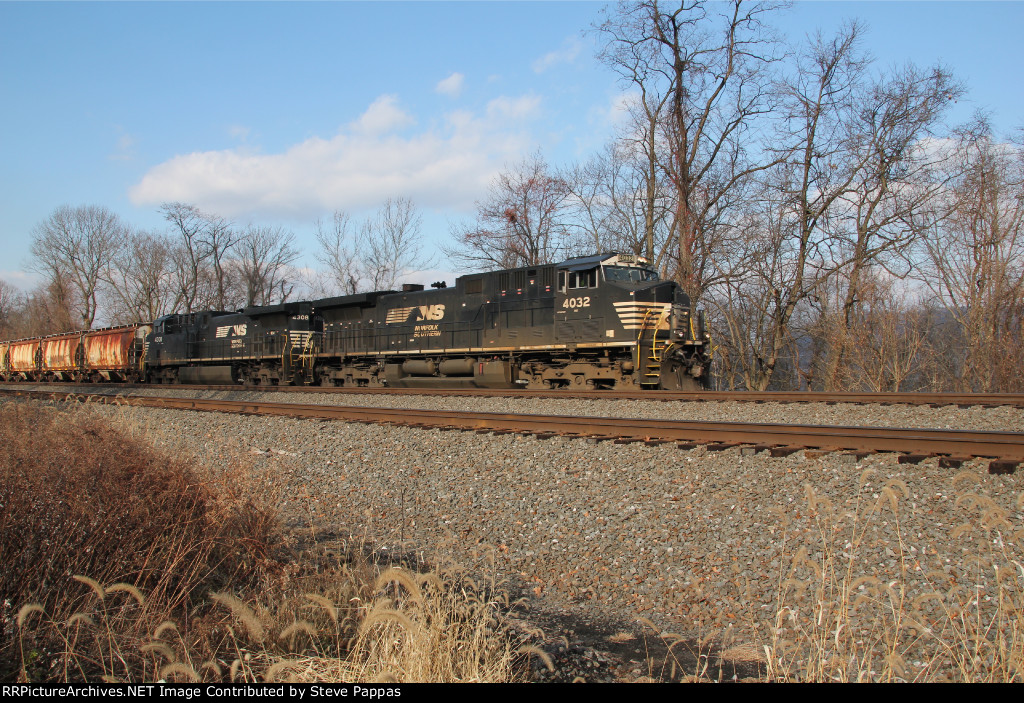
[1,253,711,390]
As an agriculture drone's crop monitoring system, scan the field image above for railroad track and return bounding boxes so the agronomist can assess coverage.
[4,382,1024,407]
[3,388,1021,473]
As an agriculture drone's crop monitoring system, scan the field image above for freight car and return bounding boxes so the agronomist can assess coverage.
[0,324,150,383]
[143,253,711,390]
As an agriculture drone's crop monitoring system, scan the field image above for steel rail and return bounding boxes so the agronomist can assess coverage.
[5,388,1024,463]
[4,382,1024,407]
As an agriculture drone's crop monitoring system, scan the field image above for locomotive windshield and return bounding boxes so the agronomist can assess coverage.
[603,266,659,283]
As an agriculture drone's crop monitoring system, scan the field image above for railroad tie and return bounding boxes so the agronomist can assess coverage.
[988,460,1019,475]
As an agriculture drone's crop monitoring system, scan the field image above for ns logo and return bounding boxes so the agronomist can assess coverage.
[386,304,446,324]
[215,324,248,338]
[416,305,445,321]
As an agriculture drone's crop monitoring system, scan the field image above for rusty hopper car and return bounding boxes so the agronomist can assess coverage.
[41,333,81,380]
[82,326,150,382]
[142,253,711,390]
[7,339,41,379]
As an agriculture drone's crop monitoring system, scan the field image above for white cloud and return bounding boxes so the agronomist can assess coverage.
[347,94,416,136]
[486,94,542,121]
[435,72,465,98]
[129,94,543,219]
[532,37,582,74]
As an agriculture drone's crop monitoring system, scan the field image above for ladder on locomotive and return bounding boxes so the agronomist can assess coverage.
[283,332,320,385]
[636,308,672,387]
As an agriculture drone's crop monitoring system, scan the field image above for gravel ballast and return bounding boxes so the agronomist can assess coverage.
[5,389,1023,681]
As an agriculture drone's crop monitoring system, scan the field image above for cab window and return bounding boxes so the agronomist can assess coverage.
[567,269,597,289]
[603,266,659,283]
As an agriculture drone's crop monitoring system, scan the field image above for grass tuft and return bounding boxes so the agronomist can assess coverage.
[761,469,1024,682]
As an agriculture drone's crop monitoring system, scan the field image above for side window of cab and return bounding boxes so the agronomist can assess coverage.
[568,269,597,289]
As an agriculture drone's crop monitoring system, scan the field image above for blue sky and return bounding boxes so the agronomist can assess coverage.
[2,1,1022,291]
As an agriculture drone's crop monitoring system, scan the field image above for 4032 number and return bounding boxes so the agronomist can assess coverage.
[562,296,591,309]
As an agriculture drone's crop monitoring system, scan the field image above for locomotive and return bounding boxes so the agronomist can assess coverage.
[2,253,712,390]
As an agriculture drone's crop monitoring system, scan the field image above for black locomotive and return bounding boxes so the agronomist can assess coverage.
[144,253,711,390]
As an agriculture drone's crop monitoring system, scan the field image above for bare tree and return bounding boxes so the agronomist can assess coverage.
[595,0,786,299]
[160,202,240,312]
[594,10,675,263]
[103,230,177,324]
[0,279,22,339]
[203,213,239,309]
[567,136,671,261]
[709,178,825,390]
[314,211,362,296]
[447,153,572,269]
[315,199,431,294]
[812,271,934,391]
[917,118,1024,391]
[818,59,962,389]
[29,205,125,329]
[711,24,953,391]
[359,197,430,291]
[234,225,300,306]
[13,276,79,338]
[161,202,210,313]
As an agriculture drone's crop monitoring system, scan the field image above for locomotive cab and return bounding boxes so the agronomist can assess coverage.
[552,253,709,389]
[554,252,665,340]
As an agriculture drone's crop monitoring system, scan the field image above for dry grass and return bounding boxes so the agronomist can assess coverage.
[623,467,1024,683]
[0,401,279,681]
[0,401,526,683]
[761,471,1024,682]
